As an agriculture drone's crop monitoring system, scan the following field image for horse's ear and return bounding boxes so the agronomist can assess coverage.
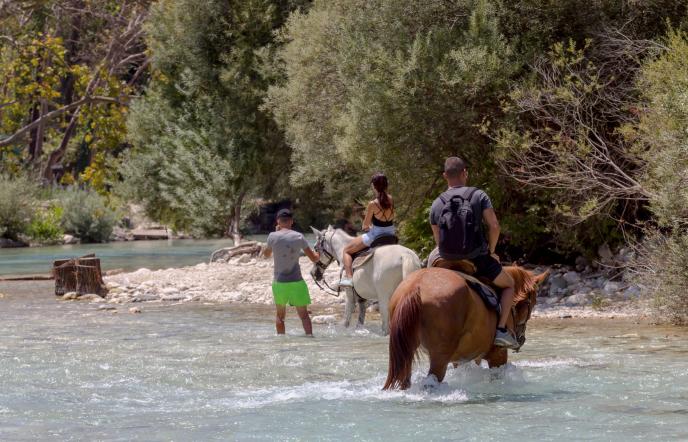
[310,226,322,237]
[533,270,550,286]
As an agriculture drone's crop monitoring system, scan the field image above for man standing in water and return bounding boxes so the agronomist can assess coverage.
[263,209,320,336]
[428,157,519,349]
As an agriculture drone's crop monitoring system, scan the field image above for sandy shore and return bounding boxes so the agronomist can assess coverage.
[94,257,652,320]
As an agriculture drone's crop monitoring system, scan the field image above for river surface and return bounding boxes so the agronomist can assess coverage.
[0,236,316,276]
[1,284,687,441]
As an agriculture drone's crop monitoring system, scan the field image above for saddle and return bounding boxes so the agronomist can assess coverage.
[433,258,501,315]
[351,234,399,270]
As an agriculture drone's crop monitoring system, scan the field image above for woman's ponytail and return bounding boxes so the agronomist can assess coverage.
[371,172,391,210]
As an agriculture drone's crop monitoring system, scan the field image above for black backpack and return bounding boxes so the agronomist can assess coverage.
[438,187,482,258]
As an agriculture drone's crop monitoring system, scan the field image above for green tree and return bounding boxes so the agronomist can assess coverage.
[630,31,688,324]
[0,1,149,187]
[122,0,306,236]
[267,0,515,244]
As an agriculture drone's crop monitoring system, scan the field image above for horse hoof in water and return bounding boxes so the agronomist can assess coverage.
[421,374,440,390]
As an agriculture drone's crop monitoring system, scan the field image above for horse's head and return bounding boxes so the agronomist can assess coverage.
[310,226,337,280]
[506,267,549,351]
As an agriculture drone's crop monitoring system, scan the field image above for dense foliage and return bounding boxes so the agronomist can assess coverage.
[0,1,149,187]
[59,187,116,243]
[0,175,37,240]
[629,32,688,324]
[119,0,307,236]
[267,0,513,216]
[2,2,688,284]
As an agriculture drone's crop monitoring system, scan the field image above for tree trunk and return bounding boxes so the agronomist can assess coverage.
[27,103,41,161]
[225,191,246,243]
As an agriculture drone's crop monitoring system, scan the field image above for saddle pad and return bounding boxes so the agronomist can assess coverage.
[350,235,398,270]
[352,250,375,270]
[452,270,501,315]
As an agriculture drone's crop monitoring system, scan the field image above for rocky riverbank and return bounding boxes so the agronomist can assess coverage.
[102,256,345,306]
[68,245,649,320]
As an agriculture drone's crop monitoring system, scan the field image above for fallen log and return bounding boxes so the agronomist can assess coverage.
[210,241,263,263]
[0,274,54,281]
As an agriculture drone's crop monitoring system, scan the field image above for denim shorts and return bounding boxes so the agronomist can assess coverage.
[362,225,396,247]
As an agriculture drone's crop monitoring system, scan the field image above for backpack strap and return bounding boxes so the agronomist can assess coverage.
[458,186,479,201]
[439,187,480,205]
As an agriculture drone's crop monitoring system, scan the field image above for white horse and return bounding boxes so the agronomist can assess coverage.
[310,226,422,334]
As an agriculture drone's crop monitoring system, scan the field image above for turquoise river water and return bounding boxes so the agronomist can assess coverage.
[0,237,289,276]
[1,282,687,441]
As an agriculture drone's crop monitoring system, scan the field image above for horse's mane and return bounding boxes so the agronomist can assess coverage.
[505,266,539,303]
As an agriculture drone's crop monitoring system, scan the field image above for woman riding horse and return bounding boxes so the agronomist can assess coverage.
[383,266,548,390]
[339,172,395,288]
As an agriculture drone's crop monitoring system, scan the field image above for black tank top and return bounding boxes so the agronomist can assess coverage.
[372,201,394,227]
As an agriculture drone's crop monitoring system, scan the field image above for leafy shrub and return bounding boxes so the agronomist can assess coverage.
[60,188,116,243]
[27,206,64,244]
[0,175,37,240]
[631,231,688,325]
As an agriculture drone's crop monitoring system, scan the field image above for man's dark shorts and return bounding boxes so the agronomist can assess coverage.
[428,248,503,281]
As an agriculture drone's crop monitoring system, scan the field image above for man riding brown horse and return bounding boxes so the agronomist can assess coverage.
[428,156,518,349]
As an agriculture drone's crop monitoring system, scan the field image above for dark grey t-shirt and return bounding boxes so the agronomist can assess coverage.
[267,229,310,282]
[429,186,493,259]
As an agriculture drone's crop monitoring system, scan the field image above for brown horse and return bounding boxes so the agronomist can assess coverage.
[383,266,547,390]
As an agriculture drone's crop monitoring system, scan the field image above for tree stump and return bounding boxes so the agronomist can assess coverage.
[53,254,108,297]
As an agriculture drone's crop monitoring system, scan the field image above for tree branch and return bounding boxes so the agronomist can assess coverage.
[0,96,120,147]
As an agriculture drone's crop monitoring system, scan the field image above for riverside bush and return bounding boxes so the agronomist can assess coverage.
[0,175,37,240]
[27,206,64,244]
[632,231,688,325]
[60,188,116,243]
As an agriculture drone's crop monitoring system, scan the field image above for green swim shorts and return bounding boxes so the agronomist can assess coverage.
[271,280,311,307]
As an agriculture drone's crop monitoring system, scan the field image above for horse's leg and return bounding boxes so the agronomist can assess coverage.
[424,354,450,388]
[356,294,366,326]
[378,296,390,335]
[342,288,354,328]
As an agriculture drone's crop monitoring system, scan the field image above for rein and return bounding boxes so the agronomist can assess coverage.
[312,231,341,297]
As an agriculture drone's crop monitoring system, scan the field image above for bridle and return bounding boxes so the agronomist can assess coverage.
[311,230,340,296]
[511,294,535,352]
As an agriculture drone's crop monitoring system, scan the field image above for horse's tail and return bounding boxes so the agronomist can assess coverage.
[383,285,422,390]
[401,250,422,280]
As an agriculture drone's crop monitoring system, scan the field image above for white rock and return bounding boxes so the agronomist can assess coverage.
[63,234,79,244]
[563,293,589,306]
[129,307,142,314]
[603,281,621,294]
[545,296,562,306]
[623,285,642,299]
[62,292,78,300]
[105,282,121,290]
[598,243,614,264]
[161,287,178,295]
[549,286,568,298]
[238,254,251,264]
[563,271,581,285]
[549,275,567,289]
